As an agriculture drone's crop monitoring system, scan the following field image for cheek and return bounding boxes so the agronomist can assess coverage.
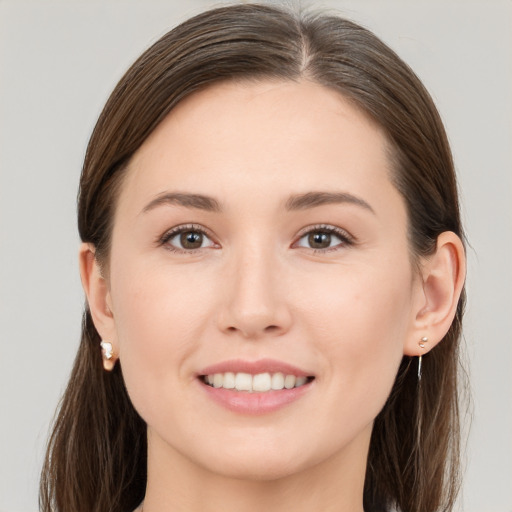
[301,259,413,342]
[301,262,413,412]
[108,257,217,417]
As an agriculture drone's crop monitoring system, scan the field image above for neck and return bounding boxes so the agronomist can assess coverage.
[141,425,370,512]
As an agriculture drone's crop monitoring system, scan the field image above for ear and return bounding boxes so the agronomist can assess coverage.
[404,231,466,356]
[79,243,118,370]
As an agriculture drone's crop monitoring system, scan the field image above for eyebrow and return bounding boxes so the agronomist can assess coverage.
[285,191,375,214]
[141,190,374,215]
[142,192,222,214]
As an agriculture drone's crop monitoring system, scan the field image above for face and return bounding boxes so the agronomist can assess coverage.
[106,80,421,480]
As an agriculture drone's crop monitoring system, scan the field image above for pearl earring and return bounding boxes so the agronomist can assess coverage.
[100,341,117,371]
[100,341,114,360]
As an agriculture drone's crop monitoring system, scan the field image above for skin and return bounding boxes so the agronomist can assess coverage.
[81,80,465,512]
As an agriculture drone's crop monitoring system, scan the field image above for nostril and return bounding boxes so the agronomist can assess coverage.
[225,324,281,335]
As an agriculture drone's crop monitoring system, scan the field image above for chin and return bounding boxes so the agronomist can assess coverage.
[187,435,332,483]
[201,454,308,482]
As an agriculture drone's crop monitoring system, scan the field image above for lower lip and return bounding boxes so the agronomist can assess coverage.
[199,379,313,415]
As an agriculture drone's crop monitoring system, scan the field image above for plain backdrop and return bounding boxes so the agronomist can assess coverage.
[0,1,511,511]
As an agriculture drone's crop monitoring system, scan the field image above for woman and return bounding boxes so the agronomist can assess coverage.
[40,3,466,512]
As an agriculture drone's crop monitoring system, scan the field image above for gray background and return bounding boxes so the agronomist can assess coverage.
[0,1,511,511]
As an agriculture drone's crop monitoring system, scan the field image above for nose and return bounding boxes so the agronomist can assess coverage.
[217,246,292,340]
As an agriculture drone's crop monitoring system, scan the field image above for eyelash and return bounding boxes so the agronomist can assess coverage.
[294,224,354,253]
[158,223,354,254]
[158,224,218,254]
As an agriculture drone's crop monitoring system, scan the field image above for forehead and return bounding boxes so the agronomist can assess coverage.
[119,79,400,218]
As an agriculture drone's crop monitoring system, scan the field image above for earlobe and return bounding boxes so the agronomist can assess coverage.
[404,231,466,356]
[79,243,119,369]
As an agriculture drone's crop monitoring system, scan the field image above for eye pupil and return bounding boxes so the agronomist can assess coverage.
[180,231,203,249]
[309,232,331,249]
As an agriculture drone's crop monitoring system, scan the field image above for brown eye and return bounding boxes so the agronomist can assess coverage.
[180,231,203,249]
[308,232,332,249]
[162,225,216,252]
[295,226,350,252]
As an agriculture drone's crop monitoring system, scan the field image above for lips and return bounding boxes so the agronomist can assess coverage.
[198,359,315,414]
[199,358,312,378]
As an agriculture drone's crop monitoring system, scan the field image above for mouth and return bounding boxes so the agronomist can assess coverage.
[200,372,315,392]
[197,359,315,414]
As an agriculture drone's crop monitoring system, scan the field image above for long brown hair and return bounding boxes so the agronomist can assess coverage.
[40,4,466,512]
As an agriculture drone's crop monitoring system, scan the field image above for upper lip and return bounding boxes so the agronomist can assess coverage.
[198,358,313,377]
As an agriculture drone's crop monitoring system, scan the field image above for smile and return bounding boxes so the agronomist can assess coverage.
[198,359,315,414]
[201,372,313,392]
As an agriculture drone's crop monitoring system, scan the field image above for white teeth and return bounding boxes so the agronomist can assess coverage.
[213,373,223,388]
[284,375,296,389]
[295,376,307,387]
[252,372,271,392]
[271,372,285,390]
[203,371,311,392]
[235,372,253,392]
[223,372,235,389]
